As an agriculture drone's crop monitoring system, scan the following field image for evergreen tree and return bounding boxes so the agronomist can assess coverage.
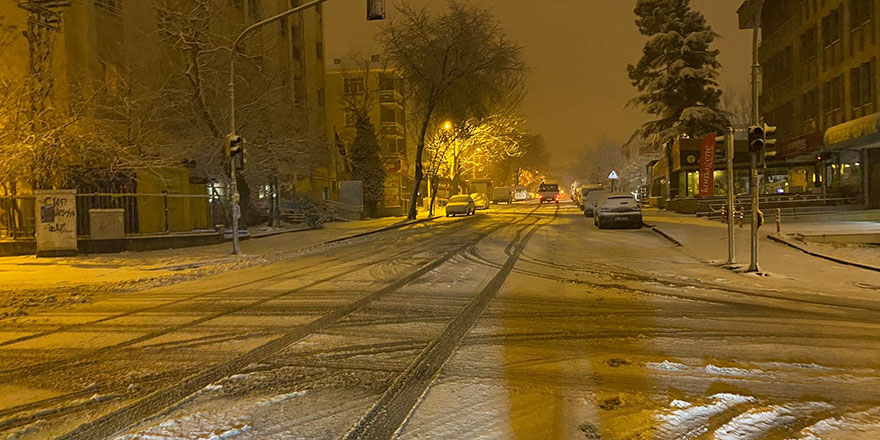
[349,118,386,218]
[627,0,728,145]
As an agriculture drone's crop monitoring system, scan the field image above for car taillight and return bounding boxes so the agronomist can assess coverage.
[554,194,559,200]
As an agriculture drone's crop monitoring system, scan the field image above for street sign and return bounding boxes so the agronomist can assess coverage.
[699,133,717,197]
[608,170,619,180]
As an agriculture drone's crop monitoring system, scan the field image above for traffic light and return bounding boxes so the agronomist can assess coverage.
[748,125,765,153]
[761,123,778,159]
[367,0,385,20]
[748,123,778,165]
[225,134,245,171]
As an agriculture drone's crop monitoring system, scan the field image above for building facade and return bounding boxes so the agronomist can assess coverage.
[1,0,333,217]
[325,65,413,217]
[739,0,880,208]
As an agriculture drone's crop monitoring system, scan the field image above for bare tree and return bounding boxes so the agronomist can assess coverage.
[155,0,327,224]
[379,2,526,219]
[721,87,750,127]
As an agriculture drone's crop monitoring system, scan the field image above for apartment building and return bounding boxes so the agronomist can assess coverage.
[325,64,413,216]
[739,0,880,208]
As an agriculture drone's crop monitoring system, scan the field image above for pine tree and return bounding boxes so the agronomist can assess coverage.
[349,118,386,218]
[627,0,729,145]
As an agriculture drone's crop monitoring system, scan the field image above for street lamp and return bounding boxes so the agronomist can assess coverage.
[227,0,382,254]
[444,121,453,131]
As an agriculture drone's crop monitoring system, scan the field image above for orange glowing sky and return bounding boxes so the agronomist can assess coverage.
[324,0,752,165]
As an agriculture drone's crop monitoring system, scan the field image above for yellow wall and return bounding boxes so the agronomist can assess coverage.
[136,168,207,234]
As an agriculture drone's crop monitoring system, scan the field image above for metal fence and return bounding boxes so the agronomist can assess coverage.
[0,196,36,239]
[76,193,223,236]
[0,193,225,240]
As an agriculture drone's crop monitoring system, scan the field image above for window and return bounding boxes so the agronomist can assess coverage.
[822,8,842,48]
[821,7,844,70]
[851,60,875,114]
[800,27,818,61]
[801,88,819,124]
[380,107,396,123]
[764,0,793,36]
[850,0,874,29]
[765,46,793,88]
[343,77,365,95]
[378,73,396,91]
[95,0,120,14]
[823,75,845,125]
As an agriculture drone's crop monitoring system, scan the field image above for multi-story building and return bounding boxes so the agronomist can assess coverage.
[739,0,880,208]
[1,0,333,229]
[325,64,413,216]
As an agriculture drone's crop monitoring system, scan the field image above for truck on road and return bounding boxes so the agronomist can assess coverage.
[491,187,513,204]
[538,183,560,204]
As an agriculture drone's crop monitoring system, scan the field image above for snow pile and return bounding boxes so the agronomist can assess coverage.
[713,402,833,440]
[705,364,760,377]
[114,414,252,440]
[670,400,691,408]
[792,407,880,440]
[655,393,755,439]
[646,360,687,371]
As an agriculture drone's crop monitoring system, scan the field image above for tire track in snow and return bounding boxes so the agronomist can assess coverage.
[52,211,535,440]
[0,218,460,350]
[0,217,490,381]
[343,206,556,440]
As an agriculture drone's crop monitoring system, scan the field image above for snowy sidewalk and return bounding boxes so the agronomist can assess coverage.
[643,208,880,301]
[0,215,436,314]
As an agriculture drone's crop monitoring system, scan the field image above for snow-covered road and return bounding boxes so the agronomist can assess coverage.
[3,203,880,439]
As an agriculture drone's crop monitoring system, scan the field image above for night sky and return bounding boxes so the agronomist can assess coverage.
[324,0,752,166]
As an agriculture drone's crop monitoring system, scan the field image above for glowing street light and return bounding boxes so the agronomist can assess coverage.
[444,121,453,131]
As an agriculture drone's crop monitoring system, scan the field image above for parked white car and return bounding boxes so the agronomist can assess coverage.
[445,195,476,217]
[594,194,643,229]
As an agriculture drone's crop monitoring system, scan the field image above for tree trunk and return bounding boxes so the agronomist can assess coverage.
[407,101,436,220]
[429,178,440,217]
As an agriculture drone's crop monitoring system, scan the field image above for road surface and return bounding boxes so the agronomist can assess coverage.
[2,203,879,439]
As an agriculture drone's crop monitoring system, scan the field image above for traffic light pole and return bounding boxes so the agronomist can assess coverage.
[227,0,332,255]
[726,127,736,266]
[748,3,764,273]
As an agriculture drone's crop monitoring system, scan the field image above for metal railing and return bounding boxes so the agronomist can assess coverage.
[0,195,36,240]
[75,193,222,236]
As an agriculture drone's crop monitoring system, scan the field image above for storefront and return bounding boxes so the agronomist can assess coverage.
[824,112,880,208]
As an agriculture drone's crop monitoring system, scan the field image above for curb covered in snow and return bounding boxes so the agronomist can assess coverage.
[645,224,683,247]
[767,234,880,273]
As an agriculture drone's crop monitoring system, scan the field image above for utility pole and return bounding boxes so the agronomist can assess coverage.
[227,0,384,254]
[748,2,764,273]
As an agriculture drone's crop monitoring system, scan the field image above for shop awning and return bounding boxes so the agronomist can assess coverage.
[651,158,667,182]
[824,112,880,150]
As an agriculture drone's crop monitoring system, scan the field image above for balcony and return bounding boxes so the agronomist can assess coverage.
[380,121,405,137]
[379,89,403,105]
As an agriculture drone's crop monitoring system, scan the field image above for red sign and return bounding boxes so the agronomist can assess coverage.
[699,134,716,197]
